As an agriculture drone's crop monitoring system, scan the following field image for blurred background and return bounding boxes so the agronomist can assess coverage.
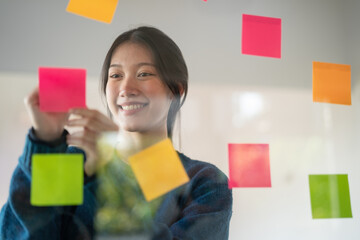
[1,0,360,239]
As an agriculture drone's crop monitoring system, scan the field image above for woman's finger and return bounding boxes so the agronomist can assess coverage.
[24,88,40,113]
[24,88,39,105]
[67,135,94,148]
[67,118,106,133]
[66,136,99,176]
[75,108,118,130]
[67,135,98,160]
[68,108,118,132]
[66,108,119,176]
[67,128,98,144]
[69,108,103,122]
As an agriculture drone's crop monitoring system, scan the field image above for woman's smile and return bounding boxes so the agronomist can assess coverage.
[118,102,149,116]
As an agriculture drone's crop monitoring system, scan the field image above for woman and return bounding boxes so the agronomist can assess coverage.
[0,26,232,239]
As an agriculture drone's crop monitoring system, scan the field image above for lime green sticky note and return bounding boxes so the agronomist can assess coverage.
[31,154,84,206]
[309,174,352,219]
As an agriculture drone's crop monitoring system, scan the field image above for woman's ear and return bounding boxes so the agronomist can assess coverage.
[179,84,184,96]
[168,84,184,100]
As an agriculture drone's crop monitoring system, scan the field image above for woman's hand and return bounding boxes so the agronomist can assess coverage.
[24,88,69,141]
[66,108,119,176]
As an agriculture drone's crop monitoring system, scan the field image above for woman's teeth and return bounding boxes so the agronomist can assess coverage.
[122,104,145,110]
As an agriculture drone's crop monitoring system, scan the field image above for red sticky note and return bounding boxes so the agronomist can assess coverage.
[39,67,86,112]
[242,14,282,58]
[228,143,271,188]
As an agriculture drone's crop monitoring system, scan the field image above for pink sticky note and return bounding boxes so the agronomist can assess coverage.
[228,143,271,188]
[242,14,282,58]
[39,67,86,112]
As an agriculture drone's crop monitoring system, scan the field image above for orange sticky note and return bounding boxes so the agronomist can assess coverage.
[129,139,189,201]
[66,0,118,24]
[313,61,351,105]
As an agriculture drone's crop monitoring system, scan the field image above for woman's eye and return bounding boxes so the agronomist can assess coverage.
[110,73,121,78]
[138,72,154,78]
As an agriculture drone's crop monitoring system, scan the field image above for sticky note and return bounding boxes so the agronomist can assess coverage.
[309,174,352,219]
[242,14,282,58]
[228,143,271,188]
[39,67,86,112]
[129,138,189,201]
[31,154,84,206]
[313,62,351,105]
[66,0,118,24]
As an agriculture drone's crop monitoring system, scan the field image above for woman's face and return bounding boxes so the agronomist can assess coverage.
[106,42,173,135]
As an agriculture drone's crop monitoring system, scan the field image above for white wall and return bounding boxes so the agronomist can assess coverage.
[1,0,360,239]
[180,83,360,240]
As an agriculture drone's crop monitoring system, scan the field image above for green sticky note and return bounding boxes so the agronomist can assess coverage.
[31,154,84,206]
[309,174,352,219]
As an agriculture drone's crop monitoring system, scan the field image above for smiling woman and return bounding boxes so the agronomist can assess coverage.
[101,27,189,141]
[106,43,173,135]
[0,26,232,239]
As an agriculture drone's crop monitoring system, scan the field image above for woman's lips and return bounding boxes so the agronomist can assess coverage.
[118,103,148,116]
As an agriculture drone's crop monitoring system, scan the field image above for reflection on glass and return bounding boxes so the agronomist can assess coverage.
[232,92,264,128]
[95,134,163,238]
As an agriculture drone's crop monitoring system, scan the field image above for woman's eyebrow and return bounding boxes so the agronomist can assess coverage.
[109,63,156,68]
[136,62,156,67]
[109,64,122,68]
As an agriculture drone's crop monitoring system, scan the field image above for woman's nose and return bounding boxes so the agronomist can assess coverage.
[119,76,139,97]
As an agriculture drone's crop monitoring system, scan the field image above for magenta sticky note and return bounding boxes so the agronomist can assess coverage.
[39,67,86,112]
[228,143,271,188]
[242,14,282,58]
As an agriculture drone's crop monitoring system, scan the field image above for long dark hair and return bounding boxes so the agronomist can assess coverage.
[100,26,188,140]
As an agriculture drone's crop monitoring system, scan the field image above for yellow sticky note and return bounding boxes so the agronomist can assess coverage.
[313,61,351,105]
[129,139,189,201]
[66,0,118,24]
